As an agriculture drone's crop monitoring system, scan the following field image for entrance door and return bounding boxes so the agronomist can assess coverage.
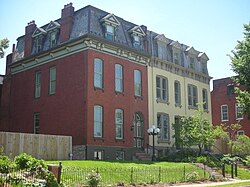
[133,113,144,148]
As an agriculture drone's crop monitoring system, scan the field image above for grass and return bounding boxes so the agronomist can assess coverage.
[46,160,209,186]
[215,181,250,187]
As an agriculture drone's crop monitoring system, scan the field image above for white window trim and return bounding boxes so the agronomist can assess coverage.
[235,103,243,120]
[221,105,229,122]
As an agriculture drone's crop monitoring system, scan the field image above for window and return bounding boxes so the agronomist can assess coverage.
[116,151,124,160]
[115,64,123,92]
[174,81,181,106]
[94,151,103,160]
[174,52,180,64]
[236,103,243,120]
[50,31,57,48]
[94,58,103,88]
[156,76,168,102]
[49,66,56,95]
[237,130,244,136]
[201,62,207,74]
[158,44,165,60]
[134,70,142,96]
[35,37,42,53]
[133,35,141,49]
[94,105,103,138]
[35,71,41,98]
[33,113,39,134]
[157,113,170,141]
[106,25,115,41]
[227,84,234,96]
[188,84,198,108]
[115,109,123,139]
[221,105,229,121]
[202,89,208,110]
[189,57,195,69]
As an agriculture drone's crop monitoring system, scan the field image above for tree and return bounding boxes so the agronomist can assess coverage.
[214,123,250,155]
[229,23,250,117]
[0,38,9,58]
[173,105,214,155]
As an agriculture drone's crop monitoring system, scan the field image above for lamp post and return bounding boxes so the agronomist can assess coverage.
[147,125,160,161]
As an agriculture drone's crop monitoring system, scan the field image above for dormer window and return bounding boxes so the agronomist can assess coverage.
[198,52,209,75]
[35,37,43,53]
[32,27,46,53]
[106,25,115,41]
[170,41,182,65]
[101,13,120,42]
[46,21,60,48]
[155,34,169,60]
[174,52,180,64]
[133,35,141,49]
[185,46,199,70]
[189,57,195,69]
[50,31,58,48]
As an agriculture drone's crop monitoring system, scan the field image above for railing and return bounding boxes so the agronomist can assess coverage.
[61,166,209,186]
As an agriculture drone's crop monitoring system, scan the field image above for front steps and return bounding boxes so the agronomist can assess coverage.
[134,152,152,161]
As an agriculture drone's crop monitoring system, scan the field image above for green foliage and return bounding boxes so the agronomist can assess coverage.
[0,38,9,58]
[231,135,250,155]
[46,171,60,187]
[173,104,215,155]
[0,155,14,173]
[85,170,102,187]
[229,23,250,118]
[186,171,199,182]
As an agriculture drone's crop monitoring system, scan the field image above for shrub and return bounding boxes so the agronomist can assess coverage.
[85,170,102,187]
[14,153,35,170]
[186,171,199,182]
[0,155,14,173]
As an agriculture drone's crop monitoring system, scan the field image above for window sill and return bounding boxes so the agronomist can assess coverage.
[94,137,104,142]
[188,105,198,110]
[157,140,171,144]
[156,99,169,105]
[115,91,124,96]
[221,120,229,122]
[115,138,125,143]
[175,104,182,108]
[134,95,143,100]
[94,87,104,92]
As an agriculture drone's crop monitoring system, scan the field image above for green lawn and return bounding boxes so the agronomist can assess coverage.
[46,160,209,186]
[215,181,250,187]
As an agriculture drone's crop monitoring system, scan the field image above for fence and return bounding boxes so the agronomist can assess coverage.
[0,131,72,160]
[61,166,209,186]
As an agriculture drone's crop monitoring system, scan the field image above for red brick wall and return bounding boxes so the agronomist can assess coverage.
[4,52,85,145]
[2,49,149,148]
[84,50,148,147]
[211,78,250,137]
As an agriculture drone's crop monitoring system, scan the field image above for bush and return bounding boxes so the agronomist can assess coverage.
[0,155,14,173]
[186,171,199,182]
[85,170,102,187]
[14,153,35,170]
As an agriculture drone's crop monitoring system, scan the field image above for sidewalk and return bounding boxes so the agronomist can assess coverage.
[169,179,250,187]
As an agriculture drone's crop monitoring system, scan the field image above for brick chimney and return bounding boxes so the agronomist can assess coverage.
[24,20,36,57]
[60,3,74,43]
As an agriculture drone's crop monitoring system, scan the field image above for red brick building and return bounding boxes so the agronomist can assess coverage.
[1,3,150,160]
[211,77,250,141]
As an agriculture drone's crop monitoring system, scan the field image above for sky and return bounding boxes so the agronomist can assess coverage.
[1,0,250,86]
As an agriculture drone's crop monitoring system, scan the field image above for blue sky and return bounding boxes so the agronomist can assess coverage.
[1,0,250,84]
